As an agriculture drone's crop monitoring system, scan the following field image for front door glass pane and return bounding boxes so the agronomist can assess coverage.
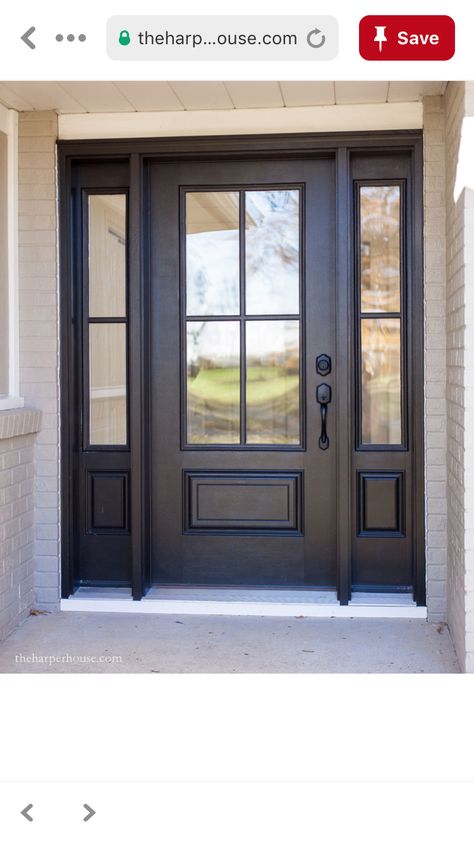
[245,190,300,315]
[246,320,300,445]
[186,192,240,316]
[361,318,401,444]
[89,323,127,445]
[184,187,302,448]
[360,185,401,313]
[187,321,240,444]
[88,194,126,318]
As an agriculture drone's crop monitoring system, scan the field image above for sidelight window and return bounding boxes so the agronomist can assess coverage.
[184,188,302,447]
[86,193,128,447]
[357,183,404,447]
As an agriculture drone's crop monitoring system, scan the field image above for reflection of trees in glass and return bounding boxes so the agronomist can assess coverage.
[359,186,402,445]
[185,190,302,445]
[246,190,300,315]
[246,321,300,444]
[360,186,400,313]
[361,318,401,445]
[186,321,240,444]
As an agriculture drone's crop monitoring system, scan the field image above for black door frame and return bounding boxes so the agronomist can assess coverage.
[59,130,425,604]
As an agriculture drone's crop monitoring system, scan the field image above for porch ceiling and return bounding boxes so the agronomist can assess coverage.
[0,81,446,114]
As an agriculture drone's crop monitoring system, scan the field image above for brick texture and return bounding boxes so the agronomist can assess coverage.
[443,82,474,671]
[18,111,60,613]
[461,86,474,673]
[423,95,448,622]
[0,432,36,641]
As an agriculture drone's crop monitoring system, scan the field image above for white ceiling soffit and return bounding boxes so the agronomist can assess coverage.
[58,102,423,140]
[0,81,446,114]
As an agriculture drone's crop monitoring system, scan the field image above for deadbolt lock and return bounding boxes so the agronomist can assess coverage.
[316,353,331,376]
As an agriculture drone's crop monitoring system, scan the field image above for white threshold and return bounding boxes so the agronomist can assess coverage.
[61,587,427,619]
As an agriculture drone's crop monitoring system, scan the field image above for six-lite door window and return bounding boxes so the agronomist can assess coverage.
[184,188,303,447]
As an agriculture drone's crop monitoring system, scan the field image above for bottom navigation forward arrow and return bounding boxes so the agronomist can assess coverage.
[83,803,96,822]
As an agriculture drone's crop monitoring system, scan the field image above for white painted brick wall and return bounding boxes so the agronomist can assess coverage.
[462,84,474,672]
[18,111,60,612]
[0,430,36,641]
[423,95,448,621]
[443,81,474,671]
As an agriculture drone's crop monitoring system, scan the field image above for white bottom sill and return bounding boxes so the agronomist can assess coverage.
[61,588,426,619]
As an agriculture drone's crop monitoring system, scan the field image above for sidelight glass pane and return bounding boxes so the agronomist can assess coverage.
[88,194,126,317]
[0,132,8,396]
[361,318,401,445]
[89,323,127,445]
[187,321,240,444]
[245,190,300,316]
[360,185,401,313]
[246,320,300,445]
[186,192,240,316]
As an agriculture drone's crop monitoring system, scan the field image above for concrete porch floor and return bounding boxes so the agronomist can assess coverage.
[0,611,460,673]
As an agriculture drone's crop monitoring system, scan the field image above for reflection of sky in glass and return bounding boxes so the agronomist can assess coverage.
[187,320,240,369]
[246,319,299,358]
[186,192,240,316]
[246,190,300,315]
[187,318,299,361]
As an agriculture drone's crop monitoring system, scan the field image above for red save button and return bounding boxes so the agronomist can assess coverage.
[359,15,455,61]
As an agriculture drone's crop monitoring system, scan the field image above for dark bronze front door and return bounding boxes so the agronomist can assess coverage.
[61,133,425,602]
[149,158,337,586]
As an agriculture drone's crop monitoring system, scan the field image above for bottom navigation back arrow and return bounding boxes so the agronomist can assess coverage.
[21,804,34,822]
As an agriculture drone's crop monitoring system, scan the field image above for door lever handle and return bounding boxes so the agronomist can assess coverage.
[316,383,332,450]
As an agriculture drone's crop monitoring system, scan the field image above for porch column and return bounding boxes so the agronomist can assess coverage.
[18,111,60,613]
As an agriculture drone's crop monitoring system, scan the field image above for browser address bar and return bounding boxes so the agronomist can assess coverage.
[107,16,338,61]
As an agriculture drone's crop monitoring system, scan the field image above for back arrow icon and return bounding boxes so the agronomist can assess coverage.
[307,27,326,48]
[21,26,36,50]
[83,804,96,822]
[21,804,34,822]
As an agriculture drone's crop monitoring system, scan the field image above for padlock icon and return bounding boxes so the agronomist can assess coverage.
[118,30,131,46]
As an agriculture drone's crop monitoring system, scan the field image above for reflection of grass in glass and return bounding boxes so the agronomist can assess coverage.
[188,367,240,404]
[188,366,299,405]
[187,365,300,444]
[187,367,239,443]
[246,367,299,405]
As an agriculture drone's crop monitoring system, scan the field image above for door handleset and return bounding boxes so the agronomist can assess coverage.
[316,382,332,450]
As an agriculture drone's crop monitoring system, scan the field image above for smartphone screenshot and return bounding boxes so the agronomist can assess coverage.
[0,1,473,839]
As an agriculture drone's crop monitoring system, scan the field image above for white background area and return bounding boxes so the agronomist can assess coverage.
[2,780,474,841]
